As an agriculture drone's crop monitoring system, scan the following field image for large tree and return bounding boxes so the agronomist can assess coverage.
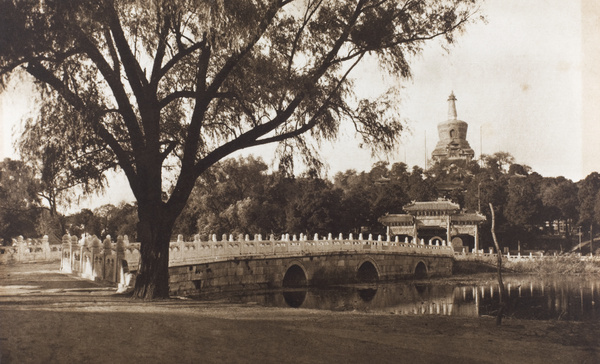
[0,0,481,298]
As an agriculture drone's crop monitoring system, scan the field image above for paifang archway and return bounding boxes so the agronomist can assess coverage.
[378,199,486,253]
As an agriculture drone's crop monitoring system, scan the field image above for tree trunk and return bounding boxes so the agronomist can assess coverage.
[132,208,174,299]
[489,202,506,325]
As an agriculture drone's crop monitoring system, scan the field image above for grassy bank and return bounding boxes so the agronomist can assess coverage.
[454,255,600,275]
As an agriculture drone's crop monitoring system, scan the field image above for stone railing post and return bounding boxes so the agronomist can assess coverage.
[41,235,50,260]
[81,236,91,278]
[16,236,25,263]
[70,236,78,272]
[78,235,86,275]
[91,236,102,279]
[116,236,125,284]
[177,234,185,263]
[103,236,112,281]
[61,234,72,273]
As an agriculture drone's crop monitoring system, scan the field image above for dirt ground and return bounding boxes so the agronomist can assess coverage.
[0,262,599,364]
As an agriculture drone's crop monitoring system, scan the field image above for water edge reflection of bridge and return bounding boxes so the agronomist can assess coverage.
[231,277,600,321]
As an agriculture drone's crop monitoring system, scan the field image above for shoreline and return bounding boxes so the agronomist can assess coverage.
[1,262,599,363]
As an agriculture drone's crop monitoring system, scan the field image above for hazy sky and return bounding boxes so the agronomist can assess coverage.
[1,0,598,210]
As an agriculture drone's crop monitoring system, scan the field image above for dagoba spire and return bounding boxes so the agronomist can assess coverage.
[447,92,457,120]
[432,92,474,162]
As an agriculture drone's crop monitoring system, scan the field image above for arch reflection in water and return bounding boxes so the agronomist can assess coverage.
[357,288,377,302]
[228,276,600,322]
[282,289,307,308]
[414,283,427,294]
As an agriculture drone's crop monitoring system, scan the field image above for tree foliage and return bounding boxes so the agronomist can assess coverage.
[0,158,41,244]
[65,203,138,239]
[0,0,482,298]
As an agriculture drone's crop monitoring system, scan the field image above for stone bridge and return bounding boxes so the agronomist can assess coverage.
[165,233,454,296]
[58,233,455,296]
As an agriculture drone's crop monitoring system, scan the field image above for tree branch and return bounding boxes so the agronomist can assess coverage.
[73,28,146,156]
[25,62,139,196]
[151,40,205,89]
[158,89,233,109]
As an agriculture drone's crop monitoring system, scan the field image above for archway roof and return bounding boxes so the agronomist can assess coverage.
[403,199,460,213]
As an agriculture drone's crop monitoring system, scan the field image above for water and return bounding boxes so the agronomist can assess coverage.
[221,275,600,321]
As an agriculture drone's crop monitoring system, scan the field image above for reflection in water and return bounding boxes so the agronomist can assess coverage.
[357,288,377,302]
[282,290,306,308]
[414,283,427,294]
[228,276,600,321]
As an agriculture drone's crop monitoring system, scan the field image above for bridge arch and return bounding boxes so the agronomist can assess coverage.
[356,257,380,283]
[282,261,308,288]
[414,260,428,279]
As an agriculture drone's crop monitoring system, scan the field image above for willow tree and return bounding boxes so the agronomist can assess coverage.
[0,0,481,298]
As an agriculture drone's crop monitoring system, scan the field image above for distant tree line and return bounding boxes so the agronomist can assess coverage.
[1,153,599,252]
[0,158,137,245]
[171,153,597,252]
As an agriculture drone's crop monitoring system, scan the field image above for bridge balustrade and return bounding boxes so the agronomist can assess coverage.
[1,235,62,264]
[162,233,454,266]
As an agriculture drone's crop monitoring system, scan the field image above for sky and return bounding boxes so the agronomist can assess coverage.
[1,0,598,211]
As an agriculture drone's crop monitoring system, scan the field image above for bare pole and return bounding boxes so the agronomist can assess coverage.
[579,226,582,255]
[591,224,594,256]
[489,202,506,326]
